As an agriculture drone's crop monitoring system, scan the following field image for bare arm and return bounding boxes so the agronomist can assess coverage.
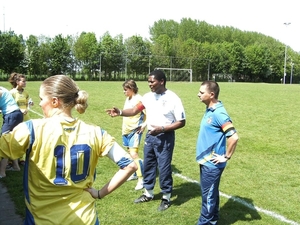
[106,105,141,117]
[85,142,138,199]
[149,120,186,136]
[211,132,239,164]
[85,160,137,199]
[225,132,239,159]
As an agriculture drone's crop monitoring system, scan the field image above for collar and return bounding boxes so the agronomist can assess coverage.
[207,101,223,112]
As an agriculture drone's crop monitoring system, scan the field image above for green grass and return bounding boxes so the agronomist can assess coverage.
[1,80,300,225]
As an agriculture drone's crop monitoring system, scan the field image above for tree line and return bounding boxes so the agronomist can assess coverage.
[0,18,299,83]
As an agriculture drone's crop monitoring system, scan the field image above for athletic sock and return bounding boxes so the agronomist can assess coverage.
[162,193,171,201]
[134,158,144,177]
[144,189,154,198]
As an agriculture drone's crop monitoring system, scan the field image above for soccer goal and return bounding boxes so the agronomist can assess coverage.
[155,68,192,82]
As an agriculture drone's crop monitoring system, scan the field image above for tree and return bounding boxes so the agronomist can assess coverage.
[49,34,72,75]
[149,19,179,42]
[178,18,202,42]
[38,36,53,77]
[244,44,271,82]
[25,35,40,77]
[100,32,125,80]
[213,41,245,80]
[73,32,99,80]
[124,35,151,77]
[0,31,25,74]
[174,38,198,72]
[150,34,173,69]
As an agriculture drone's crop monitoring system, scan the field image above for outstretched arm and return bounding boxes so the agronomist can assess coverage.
[106,104,143,117]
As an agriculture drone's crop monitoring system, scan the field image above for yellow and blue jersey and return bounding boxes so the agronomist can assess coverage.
[10,88,30,121]
[0,116,131,225]
[122,94,145,135]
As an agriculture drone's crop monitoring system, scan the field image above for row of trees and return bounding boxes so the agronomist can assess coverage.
[0,18,299,82]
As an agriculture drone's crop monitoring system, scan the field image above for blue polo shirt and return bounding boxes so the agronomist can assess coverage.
[0,87,19,114]
[196,101,236,168]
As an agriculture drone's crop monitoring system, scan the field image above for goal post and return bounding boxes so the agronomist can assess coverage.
[155,68,193,82]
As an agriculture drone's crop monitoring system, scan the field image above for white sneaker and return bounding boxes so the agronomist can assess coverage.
[127,173,138,181]
[134,179,144,190]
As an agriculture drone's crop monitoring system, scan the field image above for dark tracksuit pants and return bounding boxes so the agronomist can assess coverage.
[143,131,175,194]
[197,165,224,225]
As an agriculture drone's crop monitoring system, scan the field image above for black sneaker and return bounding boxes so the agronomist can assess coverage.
[158,198,170,211]
[134,194,153,203]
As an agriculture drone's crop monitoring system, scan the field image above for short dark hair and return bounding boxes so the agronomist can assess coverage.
[201,80,220,99]
[149,70,166,86]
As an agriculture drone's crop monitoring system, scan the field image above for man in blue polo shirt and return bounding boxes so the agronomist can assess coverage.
[196,81,239,225]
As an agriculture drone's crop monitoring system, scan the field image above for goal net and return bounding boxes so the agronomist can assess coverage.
[155,68,192,82]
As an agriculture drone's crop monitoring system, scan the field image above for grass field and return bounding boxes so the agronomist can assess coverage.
[1,80,300,225]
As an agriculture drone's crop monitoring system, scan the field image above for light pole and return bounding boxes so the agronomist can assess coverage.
[283,22,291,84]
[99,53,102,81]
[290,61,294,84]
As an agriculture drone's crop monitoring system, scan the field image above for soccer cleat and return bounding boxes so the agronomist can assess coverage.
[134,194,153,203]
[127,173,138,181]
[134,179,144,190]
[158,198,170,211]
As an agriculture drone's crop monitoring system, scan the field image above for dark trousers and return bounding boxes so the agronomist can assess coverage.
[2,109,23,133]
[197,165,224,225]
[143,131,175,194]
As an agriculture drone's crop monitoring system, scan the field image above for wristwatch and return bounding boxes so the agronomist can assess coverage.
[225,155,231,160]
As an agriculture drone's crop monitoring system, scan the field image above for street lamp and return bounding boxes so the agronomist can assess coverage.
[290,61,294,84]
[283,22,291,84]
[99,53,102,81]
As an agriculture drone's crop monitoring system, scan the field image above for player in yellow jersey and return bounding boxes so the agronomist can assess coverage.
[121,80,146,190]
[8,72,34,166]
[0,75,137,225]
[8,73,34,122]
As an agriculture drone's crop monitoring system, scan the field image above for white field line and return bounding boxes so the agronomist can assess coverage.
[173,172,300,225]
[29,109,43,117]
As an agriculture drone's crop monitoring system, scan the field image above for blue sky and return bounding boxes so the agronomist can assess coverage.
[1,0,299,52]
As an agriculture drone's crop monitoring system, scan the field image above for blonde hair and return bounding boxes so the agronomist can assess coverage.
[42,75,88,114]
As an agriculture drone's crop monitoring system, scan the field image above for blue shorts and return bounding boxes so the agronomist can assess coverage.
[2,109,23,133]
[122,129,142,150]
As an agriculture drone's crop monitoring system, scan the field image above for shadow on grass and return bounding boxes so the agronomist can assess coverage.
[170,165,261,224]
[171,181,200,206]
[219,196,262,224]
[170,165,199,206]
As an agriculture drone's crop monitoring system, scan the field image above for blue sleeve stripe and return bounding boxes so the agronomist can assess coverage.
[24,120,35,204]
[116,157,134,169]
